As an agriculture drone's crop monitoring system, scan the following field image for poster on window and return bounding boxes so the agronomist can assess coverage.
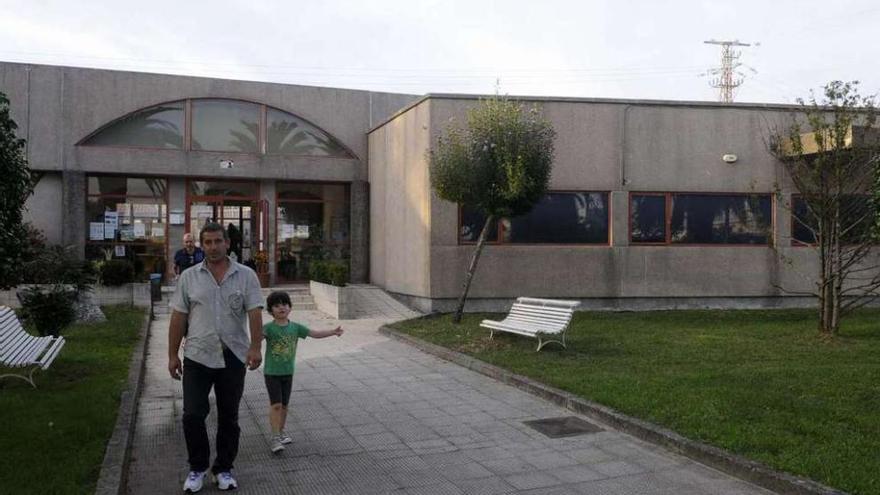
[133,223,146,239]
[104,211,118,239]
[116,203,131,217]
[89,222,105,241]
[294,225,310,239]
[114,245,125,257]
[281,224,295,240]
[119,226,135,242]
[152,226,165,238]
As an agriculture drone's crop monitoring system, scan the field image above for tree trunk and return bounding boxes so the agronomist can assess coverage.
[452,214,494,324]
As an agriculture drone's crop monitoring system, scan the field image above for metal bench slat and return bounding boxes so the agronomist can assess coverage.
[1,332,40,362]
[38,337,65,369]
[6,339,46,367]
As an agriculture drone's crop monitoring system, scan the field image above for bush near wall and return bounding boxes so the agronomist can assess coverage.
[100,260,135,286]
[309,260,349,287]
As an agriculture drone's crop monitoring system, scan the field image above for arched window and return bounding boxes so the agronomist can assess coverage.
[81,98,355,158]
[82,101,184,149]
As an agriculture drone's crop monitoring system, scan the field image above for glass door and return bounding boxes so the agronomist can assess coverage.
[187,180,261,267]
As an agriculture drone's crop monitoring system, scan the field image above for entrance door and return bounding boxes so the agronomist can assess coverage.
[187,180,262,266]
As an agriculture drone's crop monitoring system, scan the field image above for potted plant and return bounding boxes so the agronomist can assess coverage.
[254,250,270,287]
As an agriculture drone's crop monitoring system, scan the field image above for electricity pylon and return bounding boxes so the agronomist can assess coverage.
[704,39,751,102]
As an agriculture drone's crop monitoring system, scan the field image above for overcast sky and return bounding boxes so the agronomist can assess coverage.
[1,0,878,104]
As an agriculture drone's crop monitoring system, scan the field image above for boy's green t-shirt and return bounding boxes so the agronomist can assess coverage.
[263,321,310,376]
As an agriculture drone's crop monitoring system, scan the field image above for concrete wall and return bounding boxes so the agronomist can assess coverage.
[24,172,63,245]
[0,62,417,272]
[368,99,432,295]
[370,95,820,308]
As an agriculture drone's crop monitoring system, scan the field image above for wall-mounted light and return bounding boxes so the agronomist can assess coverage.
[219,159,235,169]
[722,154,738,164]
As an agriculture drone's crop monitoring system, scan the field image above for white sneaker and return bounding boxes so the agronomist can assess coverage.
[216,471,238,491]
[279,431,293,445]
[271,435,285,454]
[183,470,207,493]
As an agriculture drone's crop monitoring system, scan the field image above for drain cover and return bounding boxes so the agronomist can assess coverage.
[523,416,603,438]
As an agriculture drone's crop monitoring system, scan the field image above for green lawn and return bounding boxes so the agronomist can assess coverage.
[0,306,144,495]
[391,309,880,495]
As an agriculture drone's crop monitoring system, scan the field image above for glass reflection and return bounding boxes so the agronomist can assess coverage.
[84,102,184,149]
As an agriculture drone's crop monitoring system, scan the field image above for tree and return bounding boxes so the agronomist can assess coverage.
[0,91,34,289]
[429,95,556,323]
[769,81,880,336]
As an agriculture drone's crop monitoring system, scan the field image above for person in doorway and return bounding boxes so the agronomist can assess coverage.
[168,222,263,493]
[173,233,205,277]
[262,291,343,453]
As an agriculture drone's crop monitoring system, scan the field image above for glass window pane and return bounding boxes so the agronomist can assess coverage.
[191,99,260,153]
[189,180,257,197]
[791,197,817,244]
[277,183,348,202]
[460,207,498,243]
[671,194,771,244]
[88,176,166,197]
[793,195,874,244]
[83,102,184,149]
[267,108,352,157]
[506,193,608,243]
[631,195,666,243]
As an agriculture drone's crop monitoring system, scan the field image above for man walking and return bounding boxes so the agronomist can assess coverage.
[168,222,263,493]
[173,233,205,277]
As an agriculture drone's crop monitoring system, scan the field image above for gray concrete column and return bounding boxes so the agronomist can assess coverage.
[350,180,369,283]
[166,177,187,279]
[610,191,629,247]
[260,180,276,286]
[62,170,86,259]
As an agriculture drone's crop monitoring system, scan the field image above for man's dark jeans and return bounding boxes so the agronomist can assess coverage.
[182,348,246,474]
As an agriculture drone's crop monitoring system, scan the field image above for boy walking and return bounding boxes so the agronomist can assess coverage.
[263,291,343,453]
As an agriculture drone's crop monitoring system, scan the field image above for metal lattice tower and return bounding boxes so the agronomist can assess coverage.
[704,39,750,102]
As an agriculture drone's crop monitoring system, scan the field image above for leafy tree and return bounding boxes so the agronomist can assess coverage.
[769,81,880,336]
[429,95,556,323]
[0,91,34,289]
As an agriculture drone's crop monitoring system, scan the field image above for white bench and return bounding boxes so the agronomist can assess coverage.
[0,306,66,388]
[480,297,580,351]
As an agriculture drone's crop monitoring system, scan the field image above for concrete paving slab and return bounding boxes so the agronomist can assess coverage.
[126,302,774,494]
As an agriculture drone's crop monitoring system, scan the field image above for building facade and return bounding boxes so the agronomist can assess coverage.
[1,62,837,310]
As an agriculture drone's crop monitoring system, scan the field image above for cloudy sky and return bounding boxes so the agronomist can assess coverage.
[1,0,877,103]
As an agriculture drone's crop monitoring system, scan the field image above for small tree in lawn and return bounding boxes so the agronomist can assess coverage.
[769,81,880,337]
[0,91,34,289]
[429,95,556,323]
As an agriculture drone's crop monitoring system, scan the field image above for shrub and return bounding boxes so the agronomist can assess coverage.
[308,260,349,287]
[17,285,77,336]
[21,243,97,293]
[100,260,135,286]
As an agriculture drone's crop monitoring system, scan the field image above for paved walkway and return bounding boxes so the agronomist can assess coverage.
[127,302,772,494]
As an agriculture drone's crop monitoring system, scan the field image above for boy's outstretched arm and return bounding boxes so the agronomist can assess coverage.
[308,326,344,339]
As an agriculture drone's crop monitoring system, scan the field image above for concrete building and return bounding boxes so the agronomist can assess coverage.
[1,62,828,311]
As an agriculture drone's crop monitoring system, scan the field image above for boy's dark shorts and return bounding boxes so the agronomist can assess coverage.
[264,374,293,405]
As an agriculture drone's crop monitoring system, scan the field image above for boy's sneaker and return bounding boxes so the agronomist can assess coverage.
[279,431,293,444]
[183,470,207,493]
[270,435,285,454]
[216,471,238,491]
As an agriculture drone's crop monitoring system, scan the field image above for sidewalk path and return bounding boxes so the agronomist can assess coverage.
[126,305,772,494]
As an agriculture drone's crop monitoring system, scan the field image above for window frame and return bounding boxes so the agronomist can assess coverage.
[457,190,612,247]
[629,191,775,247]
[78,98,357,159]
[84,174,170,275]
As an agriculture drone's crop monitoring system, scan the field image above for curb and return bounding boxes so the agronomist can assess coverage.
[95,308,152,495]
[379,325,848,495]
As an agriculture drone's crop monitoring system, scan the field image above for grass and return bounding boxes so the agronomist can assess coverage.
[0,306,144,495]
[390,309,880,495]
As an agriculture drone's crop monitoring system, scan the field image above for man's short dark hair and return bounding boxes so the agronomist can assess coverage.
[266,291,292,314]
[199,222,229,243]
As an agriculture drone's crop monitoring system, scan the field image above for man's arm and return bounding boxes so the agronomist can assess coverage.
[245,308,263,370]
[168,310,187,379]
[308,326,344,339]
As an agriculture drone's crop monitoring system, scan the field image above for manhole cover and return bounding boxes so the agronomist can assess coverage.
[523,416,603,438]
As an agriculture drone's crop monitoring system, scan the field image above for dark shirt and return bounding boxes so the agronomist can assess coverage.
[174,247,205,274]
